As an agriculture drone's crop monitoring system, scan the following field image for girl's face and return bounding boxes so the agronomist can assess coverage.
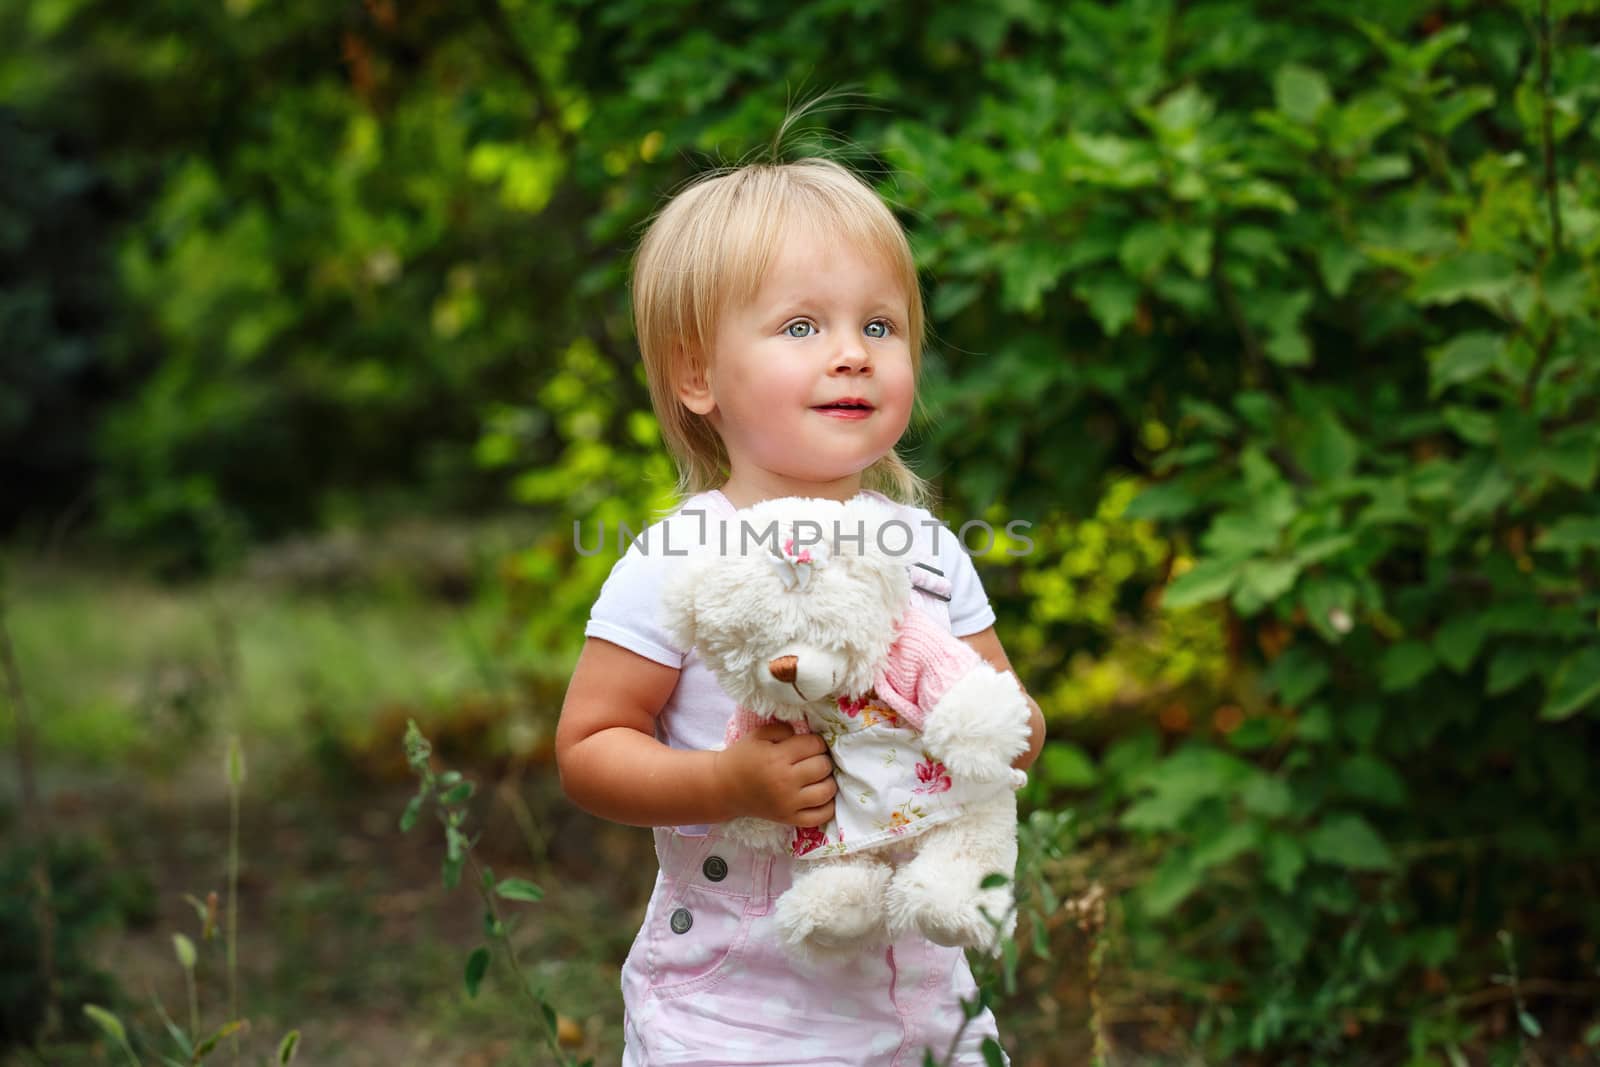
[681,226,915,505]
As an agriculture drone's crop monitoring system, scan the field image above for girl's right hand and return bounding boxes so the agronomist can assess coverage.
[713,722,837,827]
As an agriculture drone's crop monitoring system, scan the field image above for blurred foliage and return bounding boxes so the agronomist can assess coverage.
[0,835,155,1050]
[6,0,1600,1061]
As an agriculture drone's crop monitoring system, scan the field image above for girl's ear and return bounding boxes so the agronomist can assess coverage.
[676,351,716,416]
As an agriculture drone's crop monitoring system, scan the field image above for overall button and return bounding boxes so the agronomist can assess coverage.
[702,855,729,882]
[669,908,693,934]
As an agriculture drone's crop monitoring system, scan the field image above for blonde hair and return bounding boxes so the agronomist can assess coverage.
[631,156,933,510]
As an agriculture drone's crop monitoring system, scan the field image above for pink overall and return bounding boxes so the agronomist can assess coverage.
[620,826,1006,1066]
[615,494,1010,1065]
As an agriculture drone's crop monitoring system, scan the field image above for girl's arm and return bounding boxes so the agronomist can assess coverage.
[959,626,1047,772]
[556,637,838,828]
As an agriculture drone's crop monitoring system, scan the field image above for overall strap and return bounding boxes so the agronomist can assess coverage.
[905,520,955,632]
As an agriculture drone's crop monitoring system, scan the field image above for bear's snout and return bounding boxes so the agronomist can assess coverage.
[759,645,845,705]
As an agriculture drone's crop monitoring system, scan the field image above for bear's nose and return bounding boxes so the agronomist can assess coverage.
[768,655,798,684]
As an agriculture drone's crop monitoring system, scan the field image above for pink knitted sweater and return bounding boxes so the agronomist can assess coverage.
[723,603,981,743]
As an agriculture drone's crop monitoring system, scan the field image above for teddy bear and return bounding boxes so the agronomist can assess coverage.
[660,494,1033,961]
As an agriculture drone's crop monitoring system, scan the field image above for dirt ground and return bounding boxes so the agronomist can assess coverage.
[8,744,655,1067]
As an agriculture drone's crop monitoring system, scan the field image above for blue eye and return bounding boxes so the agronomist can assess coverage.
[785,321,815,338]
[865,320,892,338]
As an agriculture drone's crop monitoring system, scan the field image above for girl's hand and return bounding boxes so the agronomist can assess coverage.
[713,722,837,827]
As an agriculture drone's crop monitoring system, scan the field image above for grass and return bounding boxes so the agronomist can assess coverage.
[0,541,639,1066]
[0,554,562,769]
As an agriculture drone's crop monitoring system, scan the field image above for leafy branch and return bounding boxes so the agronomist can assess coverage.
[401,720,589,1066]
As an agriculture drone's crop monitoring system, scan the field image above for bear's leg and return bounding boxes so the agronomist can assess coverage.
[886,791,1018,956]
[775,853,892,962]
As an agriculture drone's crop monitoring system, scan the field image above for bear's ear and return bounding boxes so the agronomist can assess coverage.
[660,556,705,652]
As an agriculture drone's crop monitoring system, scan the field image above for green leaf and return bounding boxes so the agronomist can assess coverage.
[172,932,197,971]
[1119,222,1171,279]
[1330,90,1406,154]
[442,781,475,806]
[400,794,423,833]
[1073,273,1140,336]
[1435,86,1494,134]
[1242,776,1293,818]
[1354,154,1412,182]
[1487,645,1539,695]
[1191,821,1259,869]
[1301,575,1358,643]
[1519,1011,1543,1038]
[464,946,491,997]
[1143,849,1203,916]
[1124,479,1199,521]
[1163,558,1238,609]
[1535,516,1600,552]
[494,877,546,903]
[278,1031,301,1065]
[1316,241,1365,297]
[932,279,982,320]
[1000,240,1072,313]
[1451,457,1514,523]
[1122,790,1199,832]
[982,1038,1007,1067]
[1233,559,1301,614]
[1275,64,1333,124]
[1037,742,1097,789]
[1258,895,1311,959]
[1295,407,1361,484]
[83,1005,130,1047]
[1434,614,1489,673]
[1204,509,1282,558]
[191,1021,247,1062]
[1413,253,1519,310]
[1541,646,1600,721]
[443,853,465,891]
[1263,833,1307,893]
[980,873,1010,890]
[1336,754,1409,807]
[1255,290,1314,367]
[1342,701,1383,747]
[1307,814,1394,870]
[1265,646,1331,706]
[1428,333,1503,396]
[1380,641,1436,691]
[1538,429,1599,490]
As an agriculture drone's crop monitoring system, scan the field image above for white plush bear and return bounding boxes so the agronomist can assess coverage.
[661,495,1032,961]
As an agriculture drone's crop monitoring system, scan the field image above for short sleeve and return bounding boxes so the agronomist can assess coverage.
[583,543,687,669]
[935,521,998,637]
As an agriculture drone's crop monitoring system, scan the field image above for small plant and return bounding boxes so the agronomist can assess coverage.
[401,719,589,1065]
[923,807,1098,1067]
[1493,929,1542,1064]
[76,741,300,1066]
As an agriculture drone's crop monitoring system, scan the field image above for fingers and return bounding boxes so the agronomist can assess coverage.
[791,800,835,828]
[777,731,829,759]
[795,776,837,809]
[791,753,835,785]
[750,721,797,742]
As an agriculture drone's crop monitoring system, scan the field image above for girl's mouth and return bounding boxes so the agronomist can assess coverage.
[813,399,874,419]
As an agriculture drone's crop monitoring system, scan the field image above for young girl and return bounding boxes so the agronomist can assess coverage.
[556,156,1046,1066]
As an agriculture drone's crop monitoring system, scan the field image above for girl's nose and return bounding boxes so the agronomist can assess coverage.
[832,342,872,375]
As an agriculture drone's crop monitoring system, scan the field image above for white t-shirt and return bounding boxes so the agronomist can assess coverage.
[583,488,998,764]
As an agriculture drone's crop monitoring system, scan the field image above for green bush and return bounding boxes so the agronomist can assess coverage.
[6,0,1599,1059]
